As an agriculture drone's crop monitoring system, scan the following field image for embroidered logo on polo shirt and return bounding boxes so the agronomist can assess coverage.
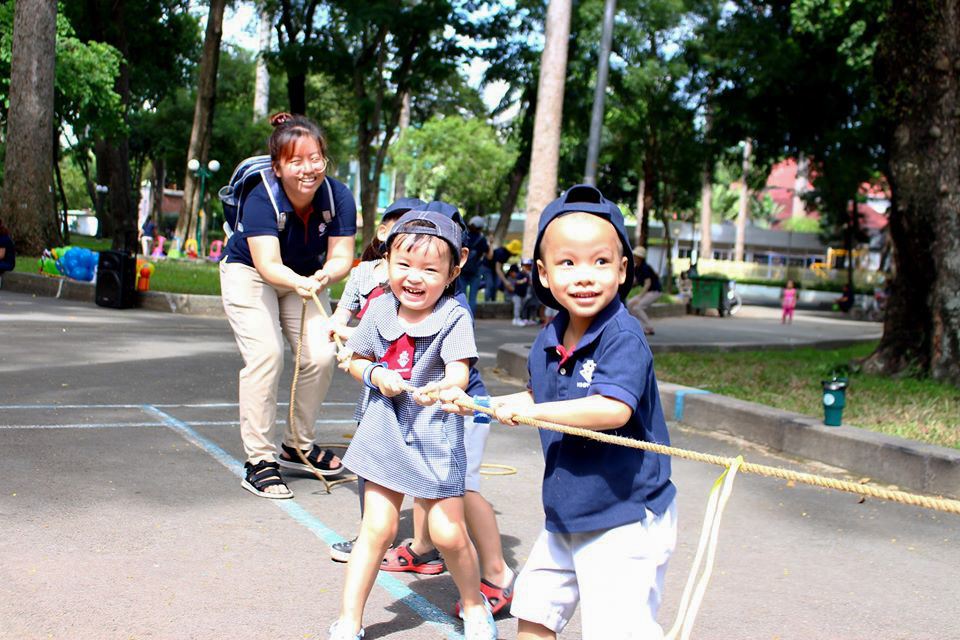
[577,359,596,388]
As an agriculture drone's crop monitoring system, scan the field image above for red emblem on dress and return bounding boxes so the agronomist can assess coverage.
[381,333,415,379]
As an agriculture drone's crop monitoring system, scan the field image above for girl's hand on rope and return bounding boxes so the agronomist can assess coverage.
[336,346,354,372]
[434,387,473,416]
[412,383,440,407]
[374,367,407,398]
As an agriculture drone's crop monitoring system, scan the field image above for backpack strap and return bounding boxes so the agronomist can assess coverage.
[320,177,336,224]
[259,169,288,233]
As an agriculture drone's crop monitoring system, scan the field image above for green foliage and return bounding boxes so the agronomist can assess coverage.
[392,115,518,213]
[654,342,960,449]
[782,216,822,233]
[58,155,93,210]
[0,3,123,134]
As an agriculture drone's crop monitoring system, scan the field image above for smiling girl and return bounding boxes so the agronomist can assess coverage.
[329,211,496,640]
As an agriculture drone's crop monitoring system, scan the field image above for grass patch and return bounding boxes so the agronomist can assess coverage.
[15,253,346,298]
[654,342,960,449]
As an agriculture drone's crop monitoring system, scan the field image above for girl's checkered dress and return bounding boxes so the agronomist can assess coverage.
[342,293,478,499]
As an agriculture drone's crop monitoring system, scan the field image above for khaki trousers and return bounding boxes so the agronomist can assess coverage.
[220,261,337,463]
[627,291,661,329]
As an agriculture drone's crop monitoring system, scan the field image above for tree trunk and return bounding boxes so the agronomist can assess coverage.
[53,138,69,245]
[106,138,134,250]
[94,140,113,239]
[734,137,751,262]
[699,158,712,260]
[522,0,572,260]
[634,176,645,249]
[175,0,226,248]
[583,0,615,185]
[253,4,271,122]
[791,152,809,218]
[357,126,378,247]
[0,0,57,256]
[866,0,960,383]
[494,165,526,245]
[659,186,674,288]
[391,92,411,200]
[105,0,134,251]
[151,158,165,229]
[287,71,307,115]
[494,85,536,245]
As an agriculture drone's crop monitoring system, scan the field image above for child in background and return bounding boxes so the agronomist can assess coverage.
[330,210,496,640]
[782,279,797,324]
[518,259,539,325]
[436,184,677,639]
[507,263,530,326]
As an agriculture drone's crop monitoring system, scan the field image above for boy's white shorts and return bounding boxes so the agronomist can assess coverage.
[510,499,677,639]
[463,415,490,492]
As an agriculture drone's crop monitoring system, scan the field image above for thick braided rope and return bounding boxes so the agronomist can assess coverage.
[450,396,960,515]
[309,292,960,515]
[288,298,354,493]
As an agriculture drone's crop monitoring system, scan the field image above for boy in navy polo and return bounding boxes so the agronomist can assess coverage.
[439,184,677,639]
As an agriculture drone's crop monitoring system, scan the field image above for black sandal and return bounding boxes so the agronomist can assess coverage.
[241,460,293,499]
[276,443,344,476]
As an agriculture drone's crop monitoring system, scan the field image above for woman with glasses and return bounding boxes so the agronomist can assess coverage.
[220,112,357,499]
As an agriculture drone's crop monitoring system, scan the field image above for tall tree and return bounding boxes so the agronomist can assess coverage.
[272,0,319,115]
[0,0,57,255]
[523,0,572,259]
[175,0,227,246]
[867,0,960,383]
[63,0,198,250]
[312,1,485,246]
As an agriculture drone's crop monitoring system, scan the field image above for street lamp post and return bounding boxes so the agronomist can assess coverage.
[187,158,220,256]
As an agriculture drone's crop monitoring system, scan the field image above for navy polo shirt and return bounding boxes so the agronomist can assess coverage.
[223,176,357,276]
[527,297,675,533]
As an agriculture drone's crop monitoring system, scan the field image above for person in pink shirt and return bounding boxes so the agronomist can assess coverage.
[782,279,797,324]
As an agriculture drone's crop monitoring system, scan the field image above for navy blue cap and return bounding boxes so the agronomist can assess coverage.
[531,184,634,310]
[382,197,426,220]
[419,201,464,230]
[386,209,464,255]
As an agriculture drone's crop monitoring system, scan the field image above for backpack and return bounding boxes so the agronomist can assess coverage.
[218,155,336,238]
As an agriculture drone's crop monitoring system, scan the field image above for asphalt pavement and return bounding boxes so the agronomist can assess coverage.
[1,291,957,640]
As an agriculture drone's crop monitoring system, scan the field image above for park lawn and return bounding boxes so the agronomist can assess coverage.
[15,249,347,298]
[654,342,960,450]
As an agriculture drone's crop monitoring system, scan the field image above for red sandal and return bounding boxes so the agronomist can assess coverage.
[455,571,517,617]
[380,543,446,575]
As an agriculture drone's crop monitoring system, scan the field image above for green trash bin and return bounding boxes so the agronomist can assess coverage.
[689,276,729,316]
[821,377,848,426]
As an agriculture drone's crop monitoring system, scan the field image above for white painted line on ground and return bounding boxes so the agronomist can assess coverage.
[142,404,462,639]
[0,419,356,430]
[0,402,356,409]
